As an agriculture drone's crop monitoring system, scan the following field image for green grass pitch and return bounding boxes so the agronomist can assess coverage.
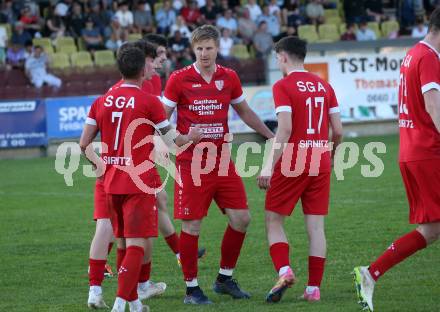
[1,134,439,311]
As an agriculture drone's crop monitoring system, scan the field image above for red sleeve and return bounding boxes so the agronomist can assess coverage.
[86,97,100,126]
[328,85,340,114]
[163,72,180,108]
[230,70,245,105]
[419,52,440,94]
[148,96,169,128]
[272,80,292,114]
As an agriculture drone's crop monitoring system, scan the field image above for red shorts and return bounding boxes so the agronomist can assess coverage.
[265,171,331,216]
[107,193,158,238]
[399,160,440,224]
[93,179,110,220]
[174,162,248,220]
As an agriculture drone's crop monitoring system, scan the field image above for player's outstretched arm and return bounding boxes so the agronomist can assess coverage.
[257,112,292,190]
[424,89,440,133]
[329,112,343,160]
[233,100,275,139]
[157,124,202,148]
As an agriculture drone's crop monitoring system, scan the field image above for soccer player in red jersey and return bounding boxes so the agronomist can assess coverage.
[162,25,274,304]
[85,41,163,309]
[353,9,440,312]
[257,36,343,303]
[80,44,201,312]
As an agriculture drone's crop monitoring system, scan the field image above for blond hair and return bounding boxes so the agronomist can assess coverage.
[191,25,220,46]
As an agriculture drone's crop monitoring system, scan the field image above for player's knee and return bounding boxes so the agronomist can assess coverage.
[418,223,440,244]
[230,212,251,231]
[96,219,113,239]
[157,192,168,212]
[182,220,201,235]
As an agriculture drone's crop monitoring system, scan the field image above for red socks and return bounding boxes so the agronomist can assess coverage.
[179,231,199,281]
[368,230,427,281]
[117,248,126,272]
[117,246,144,301]
[89,259,106,286]
[139,262,151,283]
[269,242,290,273]
[165,233,180,254]
[308,256,326,287]
[220,225,246,270]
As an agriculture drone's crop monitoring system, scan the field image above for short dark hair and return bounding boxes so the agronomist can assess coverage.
[144,34,168,48]
[133,39,157,58]
[429,8,440,32]
[117,44,145,79]
[274,36,307,61]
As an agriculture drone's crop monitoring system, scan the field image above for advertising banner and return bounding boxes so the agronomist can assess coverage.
[0,100,47,148]
[46,96,98,139]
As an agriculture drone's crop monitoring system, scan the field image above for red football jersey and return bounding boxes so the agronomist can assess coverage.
[273,70,339,174]
[111,79,155,94]
[150,74,162,96]
[162,64,245,162]
[399,41,440,162]
[87,83,169,194]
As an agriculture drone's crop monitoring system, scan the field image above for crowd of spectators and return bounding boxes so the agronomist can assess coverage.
[0,0,440,87]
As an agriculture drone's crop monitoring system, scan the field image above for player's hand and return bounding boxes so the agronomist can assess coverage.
[188,125,202,144]
[257,167,272,190]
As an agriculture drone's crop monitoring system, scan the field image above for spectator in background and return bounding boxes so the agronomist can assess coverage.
[19,5,41,38]
[25,45,61,88]
[0,25,6,65]
[411,16,428,37]
[341,23,357,40]
[55,0,72,18]
[200,0,220,25]
[11,22,32,47]
[219,27,234,59]
[82,18,104,51]
[306,0,325,25]
[133,0,155,34]
[110,15,127,43]
[246,0,262,22]
[365,0,386,22]
[322,0,337,9]
[237,8,257,45]
[344,0,366,24]
[268,0,282,20]
[114,1,134,33]
[356,21,377,40]
[105,31,123,51]
[170,16,192,39]
[218,0,231,15]
[45,7,65,40]
[216,9,238,36]
[398,0,425,30]
[169,30,190,54]
[88,1,113,39]
[173,0,185,12]
[6,42,26,69]
[282,0,304,29]
[23,41,33,59]
[181,1,202,30]
[0,0,16,24]
[253,21,273,58]
[257,5,281,39]
[156,0,176,35]
[67,2,85,38]
[196,0,206,8]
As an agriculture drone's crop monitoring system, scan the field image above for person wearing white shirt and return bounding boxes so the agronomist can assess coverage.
[246,0,262,22]
[216,9,238,35]
[412,18,428,38]
[219,28,234,58]
[115,2,134,30]
[170,16,192,38]
[25,46,61,88]
[356,22,377,41]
